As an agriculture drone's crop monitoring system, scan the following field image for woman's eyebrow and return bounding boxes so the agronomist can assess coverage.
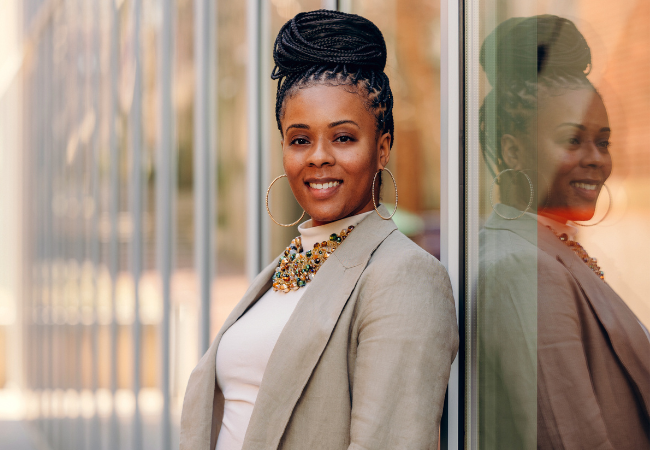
[555,123,611,133]
[329,120,360,128]
[556,122,587,130]
[285,123,310,133]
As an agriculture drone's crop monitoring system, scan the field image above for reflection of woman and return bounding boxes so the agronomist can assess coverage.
[180,11,458,450]
[478,15,650,449]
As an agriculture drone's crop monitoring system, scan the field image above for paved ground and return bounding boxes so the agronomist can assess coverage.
[0,421,39,450]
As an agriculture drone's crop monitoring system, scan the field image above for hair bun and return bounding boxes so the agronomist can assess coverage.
[480,15,592,86]
[271,10,388,80]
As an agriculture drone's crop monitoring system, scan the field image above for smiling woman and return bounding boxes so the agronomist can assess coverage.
[281,84,391,225]
[179,9,458,450]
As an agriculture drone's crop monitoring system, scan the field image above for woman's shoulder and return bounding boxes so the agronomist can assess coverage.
[354,229,456,332]
[361,229,449,291]
[479,225,564,272]
[372,229,442,266]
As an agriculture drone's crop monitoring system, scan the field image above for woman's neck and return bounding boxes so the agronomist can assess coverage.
[309,200,376,227]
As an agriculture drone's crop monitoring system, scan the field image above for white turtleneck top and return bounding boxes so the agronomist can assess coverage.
[214,210,373,450]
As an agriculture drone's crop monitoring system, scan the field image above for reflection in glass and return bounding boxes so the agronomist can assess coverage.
[478,15,650,449]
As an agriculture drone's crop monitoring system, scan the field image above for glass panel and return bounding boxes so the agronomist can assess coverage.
[469,1,650,448]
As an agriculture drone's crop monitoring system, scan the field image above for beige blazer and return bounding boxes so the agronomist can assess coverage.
[180,206,459,450]
[479,210,650,449]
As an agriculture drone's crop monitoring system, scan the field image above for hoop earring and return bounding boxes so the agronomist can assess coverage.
[372,168,398,220]
[490,169,534,220]
[265,174,305,227]
[573,183,612,227]
[520,169,551,208]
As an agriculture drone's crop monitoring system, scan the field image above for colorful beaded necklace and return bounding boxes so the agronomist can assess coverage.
[546,226,605,281]
[272,225,355,292]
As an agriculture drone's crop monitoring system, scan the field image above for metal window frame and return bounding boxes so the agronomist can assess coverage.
[441,0,466,449]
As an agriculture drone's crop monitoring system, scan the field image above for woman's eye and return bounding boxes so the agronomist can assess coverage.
[568,137,580,145]
[335,135,354,143]
[290,138,309,145]
[597,140,611,149]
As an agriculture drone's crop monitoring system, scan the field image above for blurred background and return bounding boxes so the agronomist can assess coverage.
[0,0,443,449]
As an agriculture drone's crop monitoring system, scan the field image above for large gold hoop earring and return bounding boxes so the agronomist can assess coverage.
[372,168,398,220]
[573,183,612,227]
[265,174,305,227]
[490,169,534,220]
[520,169,551,208]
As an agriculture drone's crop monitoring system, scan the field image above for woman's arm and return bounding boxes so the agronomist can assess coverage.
[349,245,458,449]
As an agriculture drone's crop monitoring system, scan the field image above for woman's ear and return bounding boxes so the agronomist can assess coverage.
[377,132,392,169]
[501,134,525,170]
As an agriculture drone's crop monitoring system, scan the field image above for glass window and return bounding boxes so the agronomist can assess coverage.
[467,1,650,448]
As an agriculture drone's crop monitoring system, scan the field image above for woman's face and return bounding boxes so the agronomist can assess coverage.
[281,84,391,226]
[504,88,612,222]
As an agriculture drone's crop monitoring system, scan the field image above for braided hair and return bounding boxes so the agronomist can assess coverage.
[480,15,595,178]
[272,10,394,147]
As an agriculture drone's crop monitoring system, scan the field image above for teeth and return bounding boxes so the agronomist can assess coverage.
[572,182,597,191]
[309,181,340,190]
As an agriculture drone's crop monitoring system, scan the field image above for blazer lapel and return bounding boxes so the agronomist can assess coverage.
[180,257,279,450]
[241,207,398,449]
[549,233,650,417]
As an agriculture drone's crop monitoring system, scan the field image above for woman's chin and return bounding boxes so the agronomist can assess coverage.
[306,207,348,226]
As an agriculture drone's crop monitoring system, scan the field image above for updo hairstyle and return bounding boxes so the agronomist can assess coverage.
[272,10,394,148]
[480,15,595,177]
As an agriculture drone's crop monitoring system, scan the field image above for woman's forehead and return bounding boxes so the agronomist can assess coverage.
[538,89,609,130]
[282,85,375,128]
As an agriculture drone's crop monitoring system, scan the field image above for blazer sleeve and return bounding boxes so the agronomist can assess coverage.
[348,247,459,450]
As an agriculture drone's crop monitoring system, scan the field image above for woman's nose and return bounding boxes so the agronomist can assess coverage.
[307,139,335,167]
[582,141,607,167]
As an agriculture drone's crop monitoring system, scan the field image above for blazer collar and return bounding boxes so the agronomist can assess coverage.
[485,208,650,416]
[242,205,398,449]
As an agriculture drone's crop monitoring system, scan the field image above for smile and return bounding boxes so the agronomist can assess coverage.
[309,181,340,190]
[570,181,598,191]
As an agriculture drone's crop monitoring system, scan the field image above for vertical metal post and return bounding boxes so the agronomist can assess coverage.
[35,28,45,438]
[194,0,216,353]
[53,9,64,448]
[157,0,175,447]
[130,0,143,448]
[440,1,464,448]
[89,1,102,448]
[246,0,263,282]
[73,3,86,447]
[108,1,120,449]
[465,0,480,447]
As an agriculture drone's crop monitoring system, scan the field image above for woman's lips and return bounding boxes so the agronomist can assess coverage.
[306,180,342,199]
[570,181,601,201]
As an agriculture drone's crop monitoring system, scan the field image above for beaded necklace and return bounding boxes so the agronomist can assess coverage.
[272,225,355,293]
[546,226,605,281]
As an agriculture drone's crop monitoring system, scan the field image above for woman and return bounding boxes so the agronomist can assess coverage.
[478,15,650,449]
[180,10,459,450]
